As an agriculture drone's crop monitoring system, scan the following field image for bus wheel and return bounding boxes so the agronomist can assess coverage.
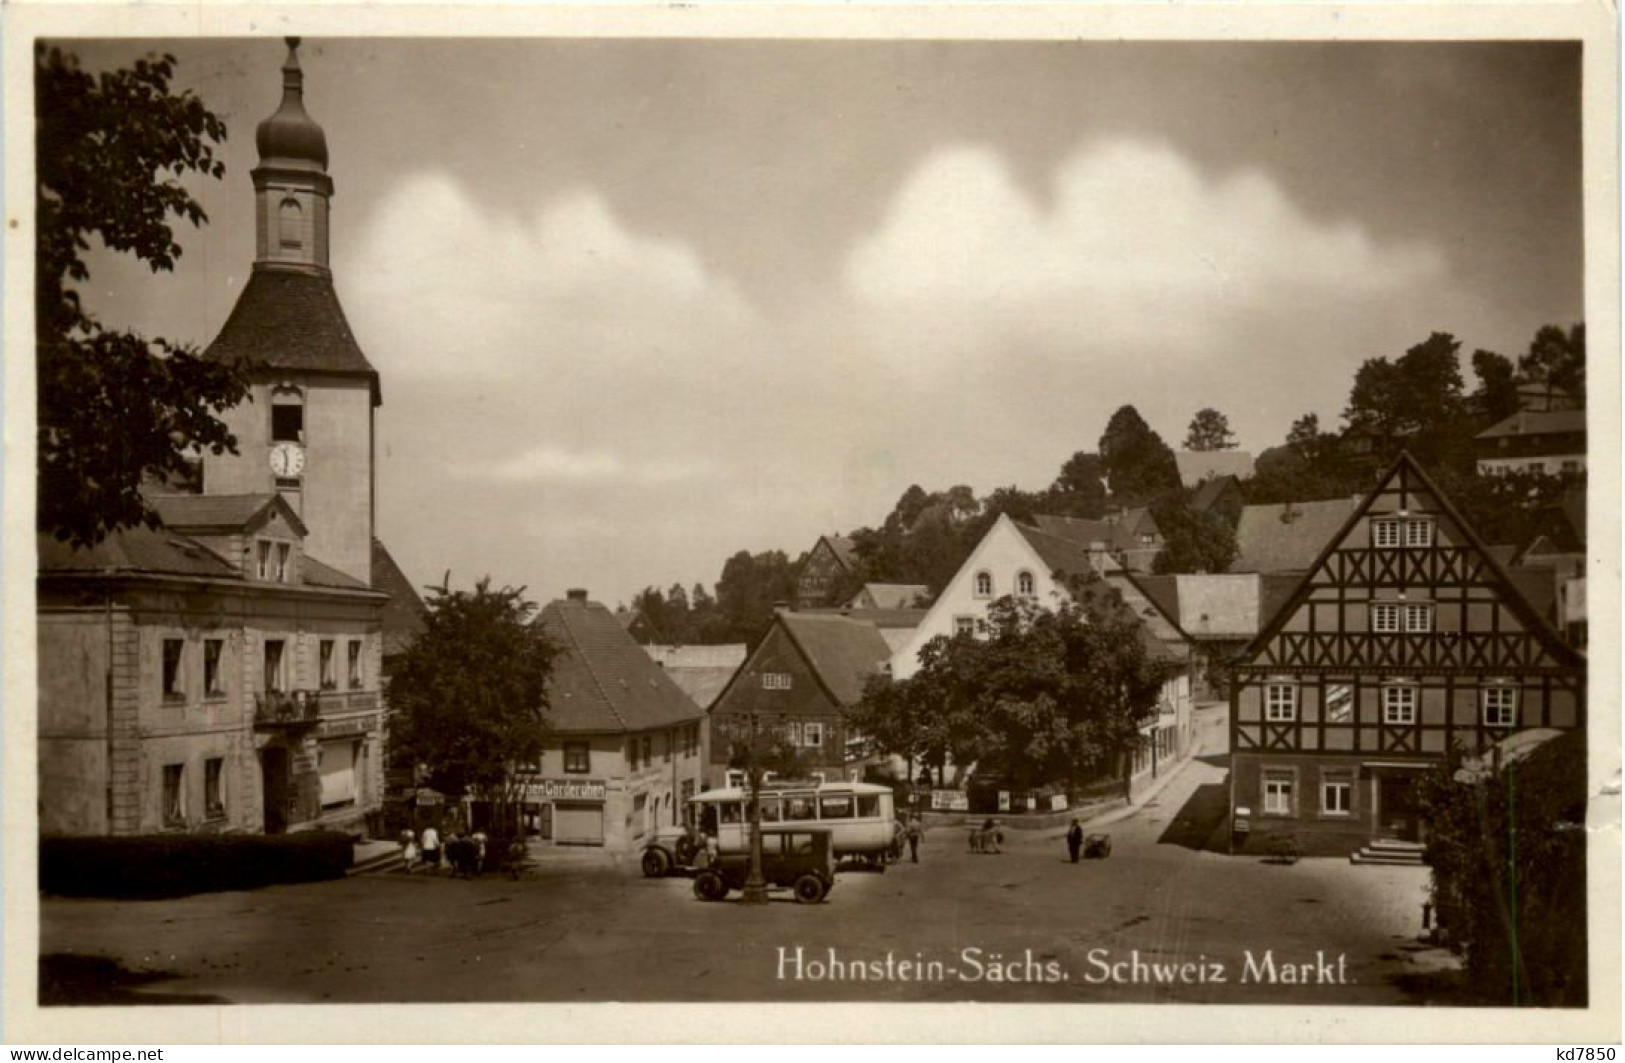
[793,873,825,904]
[641,848,670,878]
[693,871,727,902]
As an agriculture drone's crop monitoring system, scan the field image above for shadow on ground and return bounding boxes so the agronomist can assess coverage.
[1197,752,1230,769]
[40,953,227,1006]
[1155,782,1231,852]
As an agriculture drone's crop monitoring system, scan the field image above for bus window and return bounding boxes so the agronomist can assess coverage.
[819,794,855,819]
[784,795,816,821]
[856,794,881,818]
[720,801,745,824]
[759,797,782,822]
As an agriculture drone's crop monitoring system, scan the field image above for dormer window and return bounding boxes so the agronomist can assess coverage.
[973,571,993,598]
[257,540,273,580]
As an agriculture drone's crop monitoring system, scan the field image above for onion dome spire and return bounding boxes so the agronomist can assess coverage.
[255,37,329,171]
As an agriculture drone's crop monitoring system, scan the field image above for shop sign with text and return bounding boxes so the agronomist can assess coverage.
[518,777,608,802]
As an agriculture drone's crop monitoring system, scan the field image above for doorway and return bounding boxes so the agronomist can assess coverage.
[1376,771,1423,842]
[261,746,289,834]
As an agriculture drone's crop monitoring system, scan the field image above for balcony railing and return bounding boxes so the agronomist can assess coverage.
[312,690,380,715]
[254,690,319,726]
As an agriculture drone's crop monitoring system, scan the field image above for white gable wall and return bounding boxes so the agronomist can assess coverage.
[889,515,1071,680]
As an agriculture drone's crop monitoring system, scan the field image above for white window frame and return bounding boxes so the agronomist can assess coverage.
[263,638,286,692]
[319,639,336,690]
[1371,603,1401,634]
[973,571,994,599]
[1016,570,1035,597]
[276,543,291,582]
[1382,685,1418,725]
[1403,603,1433,632]
[257,540,273,579]
[1482,686,1519,728]
[162,638,186,699]
[563,741,591,774]
[347,640,363,689]
[1372,519,1402,549]
[1262,771,1295,816]
[761,672,793,691]
[1264,683,1297,722]
[1403,519,1435,548]
[1320,776,1352,816]
[953,615,978,638]
[802,721,824,748]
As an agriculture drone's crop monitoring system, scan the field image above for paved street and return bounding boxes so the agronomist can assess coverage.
[41,706,1452,1005]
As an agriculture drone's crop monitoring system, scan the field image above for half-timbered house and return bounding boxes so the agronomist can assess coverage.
[1228,453,1586,856]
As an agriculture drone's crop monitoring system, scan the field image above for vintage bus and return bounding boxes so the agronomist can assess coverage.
[688,781,896,861]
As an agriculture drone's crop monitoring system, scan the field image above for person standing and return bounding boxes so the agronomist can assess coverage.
[1066,818,1084,864]
[906,813,924,863]
[420,822,442,874]
[471,829,489,877]
[400,828,419,874]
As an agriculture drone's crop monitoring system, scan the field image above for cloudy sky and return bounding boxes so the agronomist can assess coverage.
[71,38,1583,607]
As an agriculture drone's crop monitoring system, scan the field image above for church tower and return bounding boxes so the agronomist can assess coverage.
[203,38,379,586]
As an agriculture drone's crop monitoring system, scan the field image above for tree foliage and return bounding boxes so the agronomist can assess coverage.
[1518,323,1585,401]
[1414,733,1587,1005]
[1151,500,1238,574]
[387,577,559,807]
[1470,349,1521,424]
[36,45,250,546]
[1183,407,1237,451]
[1099,405,1182,503]
[845,577,1176,792]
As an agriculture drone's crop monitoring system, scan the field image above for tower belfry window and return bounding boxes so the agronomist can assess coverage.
[278,198,304,250]
[271,388,304,443]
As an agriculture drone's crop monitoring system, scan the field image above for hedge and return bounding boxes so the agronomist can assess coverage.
[40,831,354,899]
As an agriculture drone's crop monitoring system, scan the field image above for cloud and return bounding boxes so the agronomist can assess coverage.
[844,139,1448,358]
[339,173,754,381]
[476,445,710,485]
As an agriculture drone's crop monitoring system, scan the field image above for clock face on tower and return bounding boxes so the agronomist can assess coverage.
[269,442,307,478]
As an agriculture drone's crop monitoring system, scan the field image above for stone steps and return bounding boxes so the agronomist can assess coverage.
[1350,838,1426,866]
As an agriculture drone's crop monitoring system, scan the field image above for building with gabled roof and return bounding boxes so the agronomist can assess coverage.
[884,514,1194,790]
[1475,408,1586,478]
[511,591,706,849]
[795,533,862,608]
[706,610,893,787]
[1228,453,1586,857]
[799,606,927,656]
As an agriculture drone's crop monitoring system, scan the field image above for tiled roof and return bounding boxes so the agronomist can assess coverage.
[1175,450,1255,488]
[372,539,428,657]
[148,492,304,534]
[851,582,931,609]
[38,526,237,579]
[779,612,894,706]
[644,643,748,711]
[824,535,860,572]
[301,553,370,591]
[205,266,379,394]
[1233,498,1359,573]
[799,606,928,630]
[1475,409,1586,440]
[1031,514,1117,549]
[1013,523,1179,662]
[538,598,705,734]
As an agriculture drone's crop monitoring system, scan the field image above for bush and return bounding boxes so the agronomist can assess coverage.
[1416,732,1588,1006]
[40,831,354,899]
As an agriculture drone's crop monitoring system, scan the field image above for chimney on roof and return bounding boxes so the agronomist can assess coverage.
[567,588,589,603]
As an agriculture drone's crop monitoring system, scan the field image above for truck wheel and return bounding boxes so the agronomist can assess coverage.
[641,848,670,878]
[793,873,825,904]
[693,871,727,902]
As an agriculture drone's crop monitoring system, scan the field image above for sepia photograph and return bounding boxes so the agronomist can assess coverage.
[6,4,1619,1043]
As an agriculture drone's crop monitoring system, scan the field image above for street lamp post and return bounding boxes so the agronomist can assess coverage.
[741,711,769,904]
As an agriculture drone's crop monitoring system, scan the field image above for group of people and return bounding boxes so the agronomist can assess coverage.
[399,825,490,877]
